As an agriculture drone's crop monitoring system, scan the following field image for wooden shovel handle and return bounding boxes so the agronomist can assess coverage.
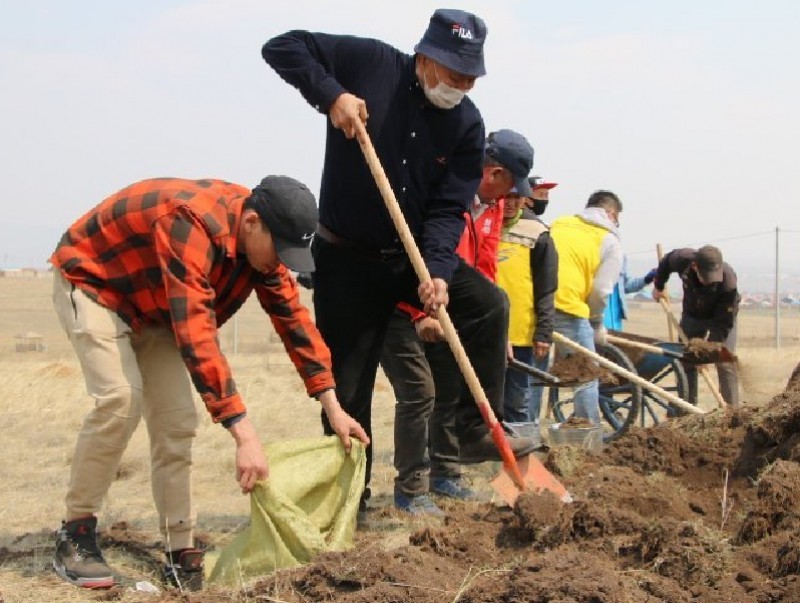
[605,334,684,359]
[656,243,676,342]
[352,121,527,489]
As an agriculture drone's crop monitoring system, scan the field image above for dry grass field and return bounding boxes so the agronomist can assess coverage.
[0,275,799,602]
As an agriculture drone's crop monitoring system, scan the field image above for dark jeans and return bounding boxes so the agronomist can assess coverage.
[313,236,508,500]
[426,340,464,480]
[680,314,739,406]
[380,311,434,497]
[504,345,549,424]
[379,314,462,496]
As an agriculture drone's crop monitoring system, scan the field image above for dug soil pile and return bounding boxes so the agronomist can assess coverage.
[243,365,800,603]
[22,365,800,602]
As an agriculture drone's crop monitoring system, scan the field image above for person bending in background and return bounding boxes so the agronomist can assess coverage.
[651,245,741,406]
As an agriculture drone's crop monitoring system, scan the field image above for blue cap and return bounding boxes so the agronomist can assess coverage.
[485,130,535,197]
[413,9,487,77]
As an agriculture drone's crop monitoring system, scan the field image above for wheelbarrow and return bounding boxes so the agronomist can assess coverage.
[546,333,703,442]
[604,331,695,427]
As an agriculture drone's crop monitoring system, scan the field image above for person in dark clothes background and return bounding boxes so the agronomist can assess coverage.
[652,245,741,406]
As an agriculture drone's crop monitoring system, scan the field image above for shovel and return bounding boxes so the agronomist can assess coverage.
[606,334,684,359]
[656,298,729,407]
[507,357,565,386]
[606,333,734,365]
[353,120,571,505]
[507,357,593,387]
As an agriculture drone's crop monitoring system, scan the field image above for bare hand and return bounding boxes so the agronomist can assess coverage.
[534,341,551,360]
[506,341,514,361]
[593,325,608,346]
[415,316,444,342]
[228,417,269,494]
[652,288,666,301]
[417,278,449,315]
[329,93,368,139]
[319,390,370,452]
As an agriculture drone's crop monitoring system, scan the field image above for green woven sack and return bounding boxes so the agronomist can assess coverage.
[208,436,366,586]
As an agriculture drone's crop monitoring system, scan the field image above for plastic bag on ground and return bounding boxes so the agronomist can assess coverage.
[208,435,366,586]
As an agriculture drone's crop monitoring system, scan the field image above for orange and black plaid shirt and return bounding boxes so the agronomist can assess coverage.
[51,177,334,422]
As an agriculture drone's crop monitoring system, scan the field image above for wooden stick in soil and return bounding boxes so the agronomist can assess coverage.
[656,243,676,342]
[352,121,530,490]
[552,332,704,415]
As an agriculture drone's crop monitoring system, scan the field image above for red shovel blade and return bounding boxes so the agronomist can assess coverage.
[486,420,573,507]
[490,454,574,507]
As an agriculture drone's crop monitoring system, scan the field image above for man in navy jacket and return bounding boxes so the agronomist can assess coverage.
[263,9,538,510]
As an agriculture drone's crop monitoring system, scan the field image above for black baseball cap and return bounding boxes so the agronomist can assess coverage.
[249,176,318,273]
[414,9,488,77]
[485,129,534,197]
[694,245,724,282]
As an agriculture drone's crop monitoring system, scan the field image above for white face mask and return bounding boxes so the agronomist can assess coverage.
[422,63,466,109]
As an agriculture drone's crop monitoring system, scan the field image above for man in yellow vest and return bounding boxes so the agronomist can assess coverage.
[549,191,624,423]
[497,176,559,425]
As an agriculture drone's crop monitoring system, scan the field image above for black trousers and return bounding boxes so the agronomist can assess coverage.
[311,236,508,499]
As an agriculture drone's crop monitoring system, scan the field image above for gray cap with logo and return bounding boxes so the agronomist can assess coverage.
[694,245,724,282]
[250,175,318,273]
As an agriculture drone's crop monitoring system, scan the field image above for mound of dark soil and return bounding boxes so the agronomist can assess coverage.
[13,363,800,602]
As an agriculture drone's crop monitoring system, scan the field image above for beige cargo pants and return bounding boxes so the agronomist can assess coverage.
[53,272,198,550]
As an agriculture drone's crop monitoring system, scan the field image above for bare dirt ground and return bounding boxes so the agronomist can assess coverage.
[2,276,800,602]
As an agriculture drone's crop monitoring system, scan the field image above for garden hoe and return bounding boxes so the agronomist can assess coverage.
[353,120,571,507]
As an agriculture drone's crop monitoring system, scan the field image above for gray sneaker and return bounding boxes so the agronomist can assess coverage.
[459,429,538,464]
[53,517,114,589]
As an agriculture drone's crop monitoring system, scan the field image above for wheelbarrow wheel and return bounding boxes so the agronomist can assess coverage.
[548,343,641,443]
[639,358,691,427]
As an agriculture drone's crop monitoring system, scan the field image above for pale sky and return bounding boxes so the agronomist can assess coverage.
[2,0,799,293]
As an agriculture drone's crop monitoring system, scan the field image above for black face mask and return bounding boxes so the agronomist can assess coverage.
[532,200,548,216]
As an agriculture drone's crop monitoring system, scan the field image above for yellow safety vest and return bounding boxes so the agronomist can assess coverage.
[550,215,608,318]
[496,220,548,345]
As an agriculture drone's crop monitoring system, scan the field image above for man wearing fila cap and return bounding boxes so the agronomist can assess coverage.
[49,176,368,591]
[263,9,539,514]
[652,246,741,406]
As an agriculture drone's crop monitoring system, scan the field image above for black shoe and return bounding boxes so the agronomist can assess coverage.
[52,517,115,589]
[164,548,204,592]
[356,496,370,527]
[459,429,538,464]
